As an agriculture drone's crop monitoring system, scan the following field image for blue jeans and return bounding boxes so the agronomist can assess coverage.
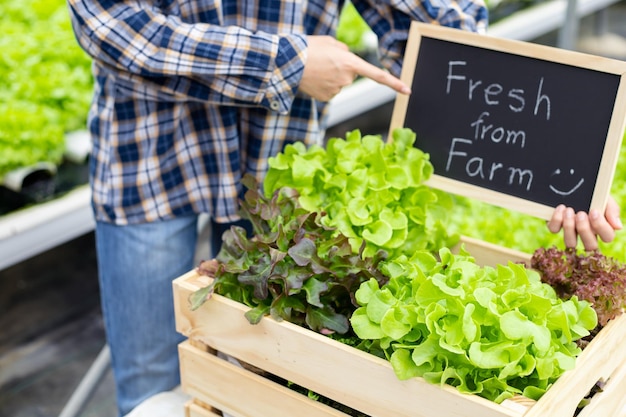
[95,215,245,416]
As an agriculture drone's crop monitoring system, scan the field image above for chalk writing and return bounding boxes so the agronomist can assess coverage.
[470,112,526,148]
[443,62,566,196]
[445,61,551,120]
[446,137,534,191]
[549,169,585,196]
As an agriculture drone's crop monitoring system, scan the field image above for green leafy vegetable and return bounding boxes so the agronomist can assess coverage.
[191,174,388,335]
[350,247,597,403]
[336,2,374,53]
[0,0,93,178]
[0,103,66,176]
[264,128,459,259]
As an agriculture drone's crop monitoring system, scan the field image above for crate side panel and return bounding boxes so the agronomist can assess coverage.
[174,271,214,337]
[577,354,626,417]
[179,341,350,417]
[524,313,626,417]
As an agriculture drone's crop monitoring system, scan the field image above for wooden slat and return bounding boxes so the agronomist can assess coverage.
[566,345,626,417]
[500,396,535,414]
[185,399,221,417]
[179,341,350,417]
[456,235,531,267]
[521,312,626,417]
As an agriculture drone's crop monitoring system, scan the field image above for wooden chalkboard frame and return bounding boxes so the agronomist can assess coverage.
[389,22,626,220]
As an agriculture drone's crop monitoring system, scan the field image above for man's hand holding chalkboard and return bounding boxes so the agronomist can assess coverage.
[548,196,623,250]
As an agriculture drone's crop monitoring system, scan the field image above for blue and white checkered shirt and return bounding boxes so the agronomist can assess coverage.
[67,0,487,224]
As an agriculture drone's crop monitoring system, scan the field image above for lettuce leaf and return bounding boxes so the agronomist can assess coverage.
[351,247,597,403]
[265,128,459,259]
[193,174,389,335]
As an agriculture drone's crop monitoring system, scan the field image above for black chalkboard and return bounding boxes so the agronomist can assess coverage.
[390,23,626,219]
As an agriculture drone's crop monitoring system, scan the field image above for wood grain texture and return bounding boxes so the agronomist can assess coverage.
[180,342,349,417]
[185,399,222,417]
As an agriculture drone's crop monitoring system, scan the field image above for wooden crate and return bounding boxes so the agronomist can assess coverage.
[173,236,626,417]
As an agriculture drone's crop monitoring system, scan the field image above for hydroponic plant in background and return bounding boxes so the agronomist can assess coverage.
[0,0,93,180]
[336,2,376,56]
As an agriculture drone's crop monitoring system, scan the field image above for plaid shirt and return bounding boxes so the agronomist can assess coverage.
[67,0,487,225]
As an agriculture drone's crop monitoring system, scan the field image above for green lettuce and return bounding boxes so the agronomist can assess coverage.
[336,2,374,53]
[351,247,597,403]
[264,128,459,259]
[0,0,92,178]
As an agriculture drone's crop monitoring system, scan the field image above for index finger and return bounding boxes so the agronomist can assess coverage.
[354,58,411,95]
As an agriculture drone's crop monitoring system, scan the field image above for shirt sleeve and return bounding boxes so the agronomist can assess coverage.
[66,0,306,113]
[351,0,489,77]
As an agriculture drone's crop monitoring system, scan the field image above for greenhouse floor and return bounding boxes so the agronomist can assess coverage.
[0,233,114,417]
[2,6,626,417]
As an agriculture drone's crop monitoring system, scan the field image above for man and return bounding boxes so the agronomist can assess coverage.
[66,1,618,415]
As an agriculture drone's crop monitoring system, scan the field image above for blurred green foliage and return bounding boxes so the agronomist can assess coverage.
[336,2,374,53]
[0,0,93,178]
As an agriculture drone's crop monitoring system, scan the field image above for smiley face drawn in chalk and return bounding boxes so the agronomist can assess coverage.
[549,168,585,196]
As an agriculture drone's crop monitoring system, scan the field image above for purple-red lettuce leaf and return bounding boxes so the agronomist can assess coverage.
[531,246,626,328]
[192,174,388,335]
[237,254,273,299]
